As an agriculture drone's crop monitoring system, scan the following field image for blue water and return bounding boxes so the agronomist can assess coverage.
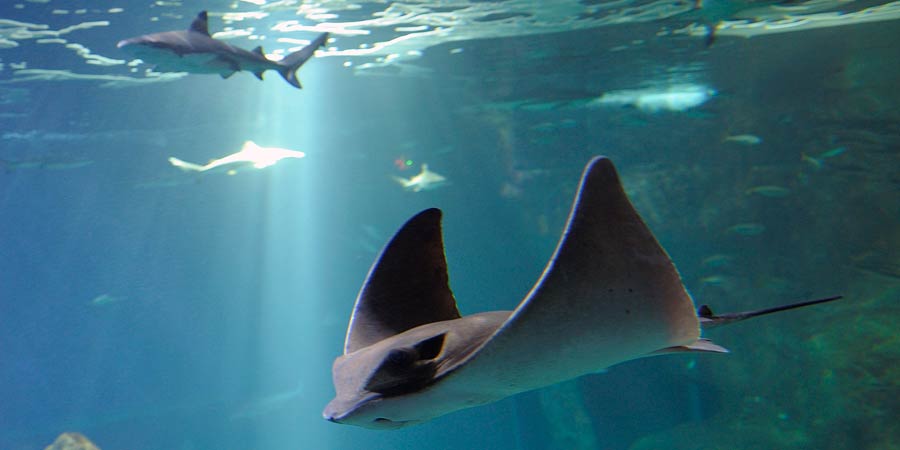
[2,2,898,449]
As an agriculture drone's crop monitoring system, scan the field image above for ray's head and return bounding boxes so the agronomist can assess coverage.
[323,312,509,429]
[323,329,447,429]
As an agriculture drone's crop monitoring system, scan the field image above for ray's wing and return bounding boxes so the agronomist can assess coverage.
[344,208,461,354]
[447,157,700,395]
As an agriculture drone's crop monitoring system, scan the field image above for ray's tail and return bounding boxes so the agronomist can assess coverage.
[698,295,842,329]
[278,32,329,89]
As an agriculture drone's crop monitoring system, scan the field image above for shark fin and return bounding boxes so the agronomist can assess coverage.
[277,32,328,89]
[220,71,236,79]
[251,47,266,80]
[242,141,261,151]
[190,11,211,36]
[344,208,461,354]
[213,55,241,73]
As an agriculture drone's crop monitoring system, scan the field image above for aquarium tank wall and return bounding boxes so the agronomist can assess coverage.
[1,1,898,449]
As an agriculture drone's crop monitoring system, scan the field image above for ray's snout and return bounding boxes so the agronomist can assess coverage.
[322,403,343,423]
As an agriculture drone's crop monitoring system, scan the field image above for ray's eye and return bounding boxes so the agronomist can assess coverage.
[364,333,447,396]
[414,333,444,360]
[386,348,418,367]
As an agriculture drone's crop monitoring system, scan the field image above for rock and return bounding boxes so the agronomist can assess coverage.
[44,432,101,450]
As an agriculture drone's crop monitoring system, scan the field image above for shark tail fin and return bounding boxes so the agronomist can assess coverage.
[391,175,411,188]
[168,157,205,172]
[277,32,328,89]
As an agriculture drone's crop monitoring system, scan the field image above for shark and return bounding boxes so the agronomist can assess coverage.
[324,156,840,429]
[590,84,716,113]
[392,164,448,192]
[117,11,328,89]
[168,140,305,175]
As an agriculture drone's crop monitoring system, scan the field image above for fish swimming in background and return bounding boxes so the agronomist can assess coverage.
[169,140,305,175]
[0,157,93,172]
[392,164,448,192]
[745,185,791,197]
[802,146,848,170]
[89,294,125,307]
[701,254,734,268]
[723,134,762,145]
[819,147,847,158]
[117,11,328,89]
[801,153,824,170]
[324,156,840,429]
[133,175,198,189]
[727,222,766,236]
[590,84,715,112]
[699,275,731,287]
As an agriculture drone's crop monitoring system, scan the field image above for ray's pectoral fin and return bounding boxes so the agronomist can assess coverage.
[364,333,446,395]
[653,338,729,355]
[343,208,461,354]
[447,157,704,393]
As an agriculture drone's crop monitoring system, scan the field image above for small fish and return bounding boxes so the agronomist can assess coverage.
[42,160,95,170]
[727,223,766,236]
[530,119,577,132]
[819,147,847,159]
[699,275,729,287]
[701,254,733,268]
[745,185,791,197]
[0,158,94,171]
[801,153,823,170]
[802,147,847,171]
[133,176,198,189]
[723,134,762,146]
[392,164,448,192]
[90,294,125,307]
[530,122,560,132]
